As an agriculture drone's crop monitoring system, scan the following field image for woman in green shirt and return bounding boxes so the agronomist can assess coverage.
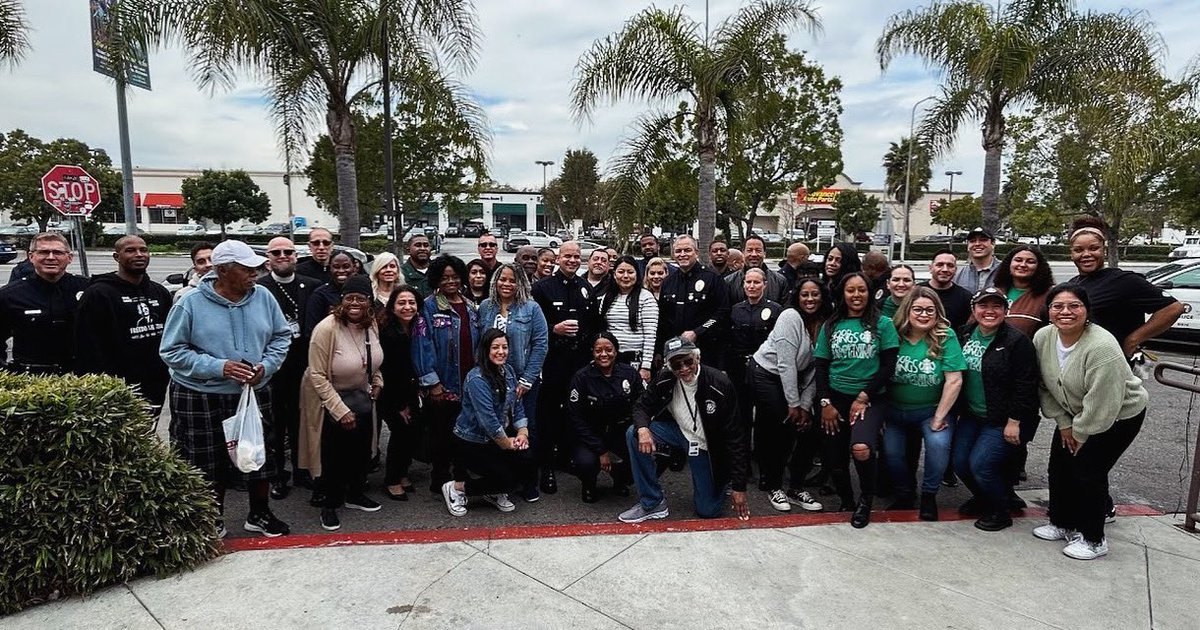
[814,273,900,528]
[884,286,964,521]
[878,264,915,319]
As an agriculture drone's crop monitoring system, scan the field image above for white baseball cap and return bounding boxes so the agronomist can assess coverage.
[211,240,267,268]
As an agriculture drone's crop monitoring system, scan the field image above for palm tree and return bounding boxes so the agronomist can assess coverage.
[877,0,1164,234]
[882,136,931,207]
[571,0,820,257]
[126,0,480,247]
[0,0,30,67]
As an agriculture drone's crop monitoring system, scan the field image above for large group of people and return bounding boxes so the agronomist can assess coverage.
[0,215,1178,560]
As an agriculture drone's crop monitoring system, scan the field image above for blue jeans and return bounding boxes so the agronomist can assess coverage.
[883,406,953,495]
[626,422,724,518]
[953,415,1009,514]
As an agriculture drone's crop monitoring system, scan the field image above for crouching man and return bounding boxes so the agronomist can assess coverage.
[618,336,750,523]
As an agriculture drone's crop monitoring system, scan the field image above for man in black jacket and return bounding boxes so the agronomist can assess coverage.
[658,235,730,368]
[295,227,334,284]
[74,235,172,408]
[259,236,319,497]
[0,233,90,375]
[618,337,750,522]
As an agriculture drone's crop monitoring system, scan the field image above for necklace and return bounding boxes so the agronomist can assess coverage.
[338,323,368,367]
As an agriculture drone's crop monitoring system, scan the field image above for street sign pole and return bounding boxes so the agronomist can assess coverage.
[74,215,90,276]
[116,79,138,235]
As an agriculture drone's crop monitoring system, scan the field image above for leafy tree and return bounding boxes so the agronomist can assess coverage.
[931,195,982,232]
[126,0,481,248]
[832,189,881,239]
[722,34,843,241]
[542,149,602,230]
[0,0,30,67]
[0,130,123,231]
[180,170,270,236]
[571,0,821,259]
[877,0,1165,235]
[1008,204,1064,242]
[641,156,699,234]
[305,93,488,229]
[882,136,932,206]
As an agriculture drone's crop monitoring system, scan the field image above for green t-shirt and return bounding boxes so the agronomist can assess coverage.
[961,327,996,417]
[880,296,898,319]
[1006,286,1027,306]
[814,316,901,396]
[890,334,967,410]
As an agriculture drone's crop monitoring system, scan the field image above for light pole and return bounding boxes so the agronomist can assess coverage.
[945,170,962,204]
[900,95,936,261]
[535,160,554,230]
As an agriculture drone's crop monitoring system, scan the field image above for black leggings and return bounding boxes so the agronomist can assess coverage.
[1048,410,1144,543]
[573,424,633,489]
[319,412,373,507]
[752,362,820,491]
[453,436,534,497]
[383,408,419,485]
[426,399,461,486]
[820,389,886,503]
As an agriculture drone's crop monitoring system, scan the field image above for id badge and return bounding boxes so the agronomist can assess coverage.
[688,441,700,457]
[288,320,301,339]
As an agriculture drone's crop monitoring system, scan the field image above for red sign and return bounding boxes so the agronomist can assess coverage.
[795,187,843,205]
[41,164,102,216]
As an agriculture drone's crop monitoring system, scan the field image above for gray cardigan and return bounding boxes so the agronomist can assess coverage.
[751,308,817,410]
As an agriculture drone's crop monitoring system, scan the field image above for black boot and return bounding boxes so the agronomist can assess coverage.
[974,510,1013,532]
[581,481,598,504]
[851,497,873,528]
[837,495,857,512]
[540,469,558,494]
[919,492,939,521]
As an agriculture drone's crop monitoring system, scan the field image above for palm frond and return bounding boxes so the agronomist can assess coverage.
[392,0,481,73]
[917,83,980,157]
[0,0,31,67]
[570,6,701,122]
[876,1,991,77]
[709,0,821,93]
[605,110,689,213]
[389,49,492,171]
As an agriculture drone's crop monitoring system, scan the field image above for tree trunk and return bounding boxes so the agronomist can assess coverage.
[980,114,1005,236]
[1107,215,1121,267]
[696,115,717,263]
[327,104,361,249]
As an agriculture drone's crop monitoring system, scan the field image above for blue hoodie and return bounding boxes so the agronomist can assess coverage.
[159,275,292,394]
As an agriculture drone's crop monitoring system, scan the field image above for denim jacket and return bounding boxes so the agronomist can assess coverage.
[477,298,549,389]
[414,293,480,395]
[454,364,529,444]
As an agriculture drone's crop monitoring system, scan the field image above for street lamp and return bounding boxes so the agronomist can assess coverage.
[535,160,554,230]
[901,95,936,261]
[945,170,962,204]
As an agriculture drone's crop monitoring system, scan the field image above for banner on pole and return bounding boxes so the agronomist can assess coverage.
[90,0,152,91]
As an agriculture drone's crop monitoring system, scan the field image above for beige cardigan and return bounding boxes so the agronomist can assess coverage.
[298,314,384,477]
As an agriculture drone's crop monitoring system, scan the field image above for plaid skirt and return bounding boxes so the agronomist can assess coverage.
[168,382,277,485]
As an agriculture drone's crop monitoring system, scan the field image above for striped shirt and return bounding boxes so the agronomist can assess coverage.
[604,290,659,371]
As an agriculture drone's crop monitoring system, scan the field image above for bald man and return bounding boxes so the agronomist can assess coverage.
[780,242,812,294]
[726,248,745,273]
[74,235,172,407]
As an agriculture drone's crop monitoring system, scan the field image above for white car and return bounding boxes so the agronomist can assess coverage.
[1146,259,1200,340]
[1169,235,1200,259]
[506,230,561,250]
[757,231,784,244]
[176,224,207,236]
[234,224,262,235]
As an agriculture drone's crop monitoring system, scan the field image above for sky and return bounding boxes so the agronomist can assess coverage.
[3,0,1198,198]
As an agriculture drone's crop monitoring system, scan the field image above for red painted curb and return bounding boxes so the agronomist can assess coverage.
[221,503,1162,553]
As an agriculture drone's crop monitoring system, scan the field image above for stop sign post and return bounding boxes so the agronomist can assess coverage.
[41,164,99,276]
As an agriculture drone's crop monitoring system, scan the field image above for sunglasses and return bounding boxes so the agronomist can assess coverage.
[310,239,332,246]
[267,249,296,257]
[478,242,498,248]
[669,356,697,371]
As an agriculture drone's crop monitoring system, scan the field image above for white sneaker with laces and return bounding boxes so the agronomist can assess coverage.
[441,481,467,517]
[1032,523,1076,541]
[1063,537,1109,560]
[485,494,516,512]
[786,489,824,512]
[768,489,792,512]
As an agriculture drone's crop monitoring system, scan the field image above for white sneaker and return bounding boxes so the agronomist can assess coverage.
[484,494,516,513]
[786,489,824,512]
[441,481,467,517]
[768,489,792,512]
[1105,506,1117,524]
[1032,523,1077,541]
[1063,537,1109,560]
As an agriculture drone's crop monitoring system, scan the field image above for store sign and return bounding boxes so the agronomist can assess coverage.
[929,199,944,215]
[796,188,843,205]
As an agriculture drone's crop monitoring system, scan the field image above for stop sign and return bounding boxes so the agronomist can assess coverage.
[42,164,102,216]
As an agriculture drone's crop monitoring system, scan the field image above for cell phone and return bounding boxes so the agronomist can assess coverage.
[240,359,254,368]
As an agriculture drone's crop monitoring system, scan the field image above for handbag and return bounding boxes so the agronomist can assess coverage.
[333,326,376,420]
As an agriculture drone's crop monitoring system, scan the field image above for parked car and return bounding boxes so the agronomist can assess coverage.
[264,223,289,234]
[0,240,17,264]
[1170,235,1200,259]
[445,225,460,237]
[461,222,485,238]
[293,226,313,237]
[555,229,574,241]
[235,224,262,235]
[175,224,207,236]
[756,231,784,244]
[402,225,443,252]
[915,234,952,244]
[1146,259,1200,341]
[505,230,561,251]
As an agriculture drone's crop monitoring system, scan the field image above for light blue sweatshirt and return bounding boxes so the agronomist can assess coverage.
[159,276,293,394]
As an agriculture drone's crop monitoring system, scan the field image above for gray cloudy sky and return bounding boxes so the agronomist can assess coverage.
[4,1,1198,196]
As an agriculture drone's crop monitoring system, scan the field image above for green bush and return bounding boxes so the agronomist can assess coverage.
[0,373,220,615]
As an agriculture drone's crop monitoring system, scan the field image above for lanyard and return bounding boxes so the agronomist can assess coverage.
[275,282,300,320]
[678,381,699,432]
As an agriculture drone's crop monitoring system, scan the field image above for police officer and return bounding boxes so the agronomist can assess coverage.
[0,232,89,374]
[258,236,319,497]
[658,235,730,369]
[530,240,593,495]
[726,268,782,461]
[568,332,645,503]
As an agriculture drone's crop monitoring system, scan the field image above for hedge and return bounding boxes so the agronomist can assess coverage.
[0,373,220,614]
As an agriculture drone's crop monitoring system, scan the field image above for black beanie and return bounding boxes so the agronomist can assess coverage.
[341,275,372,299]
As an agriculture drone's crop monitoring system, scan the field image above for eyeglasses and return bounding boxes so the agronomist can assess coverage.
[343,294,371,304]
[267,249,296,257]
[310,239,332,246]
[669,356,697,371]
[1049,302,1086,312]
[478,242,498,248]
[909,306,937,316]
[33,249,70,257]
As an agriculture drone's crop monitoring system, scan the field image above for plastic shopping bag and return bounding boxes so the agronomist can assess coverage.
[222,384,266,472]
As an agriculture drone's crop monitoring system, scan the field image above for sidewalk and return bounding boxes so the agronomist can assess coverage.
[4,509,1197,629]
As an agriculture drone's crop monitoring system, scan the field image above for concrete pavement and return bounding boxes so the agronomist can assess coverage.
[4,510,1197,629]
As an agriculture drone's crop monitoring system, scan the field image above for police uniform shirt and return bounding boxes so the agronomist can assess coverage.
[532,271,594,358]
[659,263,730,346]
[729,299,782,360]
[0,272,90,371]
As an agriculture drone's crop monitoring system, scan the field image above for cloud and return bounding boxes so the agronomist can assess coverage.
[3,0,1198,200]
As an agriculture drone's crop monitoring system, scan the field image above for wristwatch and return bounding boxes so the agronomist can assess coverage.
[819,398,831,408]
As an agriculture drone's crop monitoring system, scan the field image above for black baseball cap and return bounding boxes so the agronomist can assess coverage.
[966,227,993,240]
[970,286,1007,307]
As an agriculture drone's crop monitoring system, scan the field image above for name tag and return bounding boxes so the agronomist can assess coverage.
[24,309,42,315]
[288,320,301,339]
[688,441,701,457]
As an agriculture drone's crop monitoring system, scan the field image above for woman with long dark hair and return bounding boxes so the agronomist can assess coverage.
[813,272,900,528]
[991,245,1054,338]
[822,243,862,291]
[601,256,659,383]
[464,258,490,306]
[377,285,423,500]
[441,328,531,517]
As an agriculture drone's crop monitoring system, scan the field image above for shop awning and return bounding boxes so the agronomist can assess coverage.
[141,193,185,208]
